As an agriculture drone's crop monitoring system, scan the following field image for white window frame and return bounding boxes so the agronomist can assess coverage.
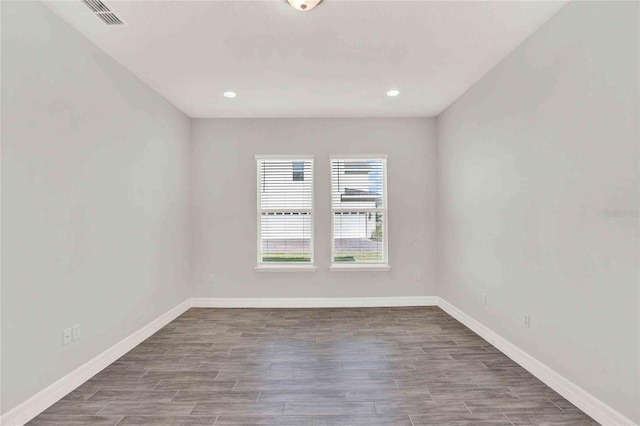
[330,154,390,272]
[255,154,316,272]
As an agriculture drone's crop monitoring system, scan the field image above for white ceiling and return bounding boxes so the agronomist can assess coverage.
[42,0,568,118]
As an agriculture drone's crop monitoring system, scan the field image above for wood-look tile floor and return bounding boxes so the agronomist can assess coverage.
[29,307,599,425]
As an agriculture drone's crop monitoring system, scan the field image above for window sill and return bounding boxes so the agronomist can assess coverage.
[330,264,391,272]
[255,264,317,272]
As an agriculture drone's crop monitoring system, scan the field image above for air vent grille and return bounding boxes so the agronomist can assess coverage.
[95,12,124,25]
[82,0,125,26]
[82,0,109,13]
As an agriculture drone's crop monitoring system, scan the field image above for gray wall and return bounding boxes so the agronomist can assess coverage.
[437,1,639,422]
[1,1,192,414]
[190,118,437,298]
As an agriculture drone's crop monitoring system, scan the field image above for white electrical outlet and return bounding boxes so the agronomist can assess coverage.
[209,273,216,283]
[63,328,72,345]
[415,273,421,281]
[524,314,531,328]
[481,293,487,306]
[72,324,80,341]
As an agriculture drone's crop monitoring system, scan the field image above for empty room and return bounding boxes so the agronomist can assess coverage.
[1,0,638,425]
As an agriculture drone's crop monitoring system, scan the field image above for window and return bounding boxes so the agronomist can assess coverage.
[256,156,315,270]
[292,161,305,181]
[331,156,389,270]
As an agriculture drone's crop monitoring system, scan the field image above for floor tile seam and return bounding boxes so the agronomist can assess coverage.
[502,413,516,426]
[185,402,198,416]
[548,397,567,413]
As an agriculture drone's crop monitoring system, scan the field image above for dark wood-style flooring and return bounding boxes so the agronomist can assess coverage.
[29,307,598,425]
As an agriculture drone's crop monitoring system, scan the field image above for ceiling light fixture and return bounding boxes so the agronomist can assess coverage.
[286,0,323,11]
[386,89,400,97]
[223,91,237,98]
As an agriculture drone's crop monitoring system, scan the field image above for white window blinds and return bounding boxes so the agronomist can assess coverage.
[256,157,314,264]
[331,157,388,265]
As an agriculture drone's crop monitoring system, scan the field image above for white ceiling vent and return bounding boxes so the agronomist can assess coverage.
[82,0,125,25]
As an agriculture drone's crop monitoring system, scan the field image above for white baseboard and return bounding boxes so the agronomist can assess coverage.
[0,299,192,426]
[437,297,637,426]
[190,296,438,308]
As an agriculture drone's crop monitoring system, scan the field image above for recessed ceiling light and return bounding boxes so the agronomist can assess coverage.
[386,89,400,97]
[223,91,237,98]
[286,0,323,11]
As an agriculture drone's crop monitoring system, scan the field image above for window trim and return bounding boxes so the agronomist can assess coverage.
[329,155,389,270]
[255,264,317,272]
[255,154,315,270]
[329,264,390,272]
